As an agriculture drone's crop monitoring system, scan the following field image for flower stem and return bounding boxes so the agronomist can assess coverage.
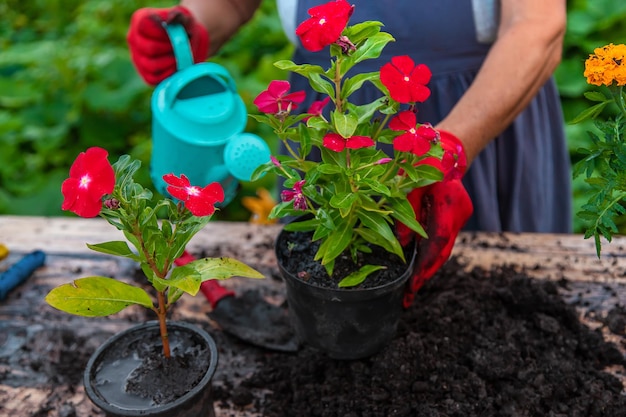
[156,291,171,358]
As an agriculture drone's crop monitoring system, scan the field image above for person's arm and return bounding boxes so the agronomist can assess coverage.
[436,0,566,165]
[181,0,262,55]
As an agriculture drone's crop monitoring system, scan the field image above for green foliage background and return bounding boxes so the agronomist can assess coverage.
[1,0,626,231]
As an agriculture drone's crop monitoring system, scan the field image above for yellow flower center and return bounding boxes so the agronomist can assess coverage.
[403,76,410,82]
[319,18,326,25]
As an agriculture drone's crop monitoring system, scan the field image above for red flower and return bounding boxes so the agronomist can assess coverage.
[61,147,115,218]
[322,133,375,152]
[389,111,435,156]
[380,56,432,103]
[295,0,354,52]
[417,131,467,181]
[163,174,225,217]
[281,180,308,211]
[305,96,331,120]
[253,80,306,114]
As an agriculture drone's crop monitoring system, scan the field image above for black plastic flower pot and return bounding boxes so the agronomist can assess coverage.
[276,227,415,360]
[84,321,218,417]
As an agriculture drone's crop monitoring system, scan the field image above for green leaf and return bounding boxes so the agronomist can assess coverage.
[569,101,609,124]
[45,277,153,317]
[584,91,609,102]
[344,32,395,72]
[338,265,386,288]
[308,72,335,97]
[356,209,405,260]
[153,265,202,296]
[316,220,354,267]
[317,163,343,174]
[187,257,265,283]
[341,72,379,100]
[284,217,320,232]
[86,241,139,261]
[332,112,358,138]
[330,192,357,217]
[360,179,391,196]
[389,197,428,238]
[274,60,325,77]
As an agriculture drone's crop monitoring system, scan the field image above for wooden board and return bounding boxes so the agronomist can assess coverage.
[0,216,625,416]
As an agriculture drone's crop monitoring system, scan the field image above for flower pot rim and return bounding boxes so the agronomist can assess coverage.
[84,320,218,416]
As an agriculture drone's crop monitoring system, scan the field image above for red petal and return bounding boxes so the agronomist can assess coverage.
[393,133,415,153]
[200,182,225,204]
[322,133,346,152]
[389,111,416,131]
[185,196,215,217]
[166,186,190,201]
[345,135,375,149]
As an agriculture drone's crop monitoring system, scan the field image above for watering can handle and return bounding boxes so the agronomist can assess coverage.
[164,24,195,71]
[163,23,238,93]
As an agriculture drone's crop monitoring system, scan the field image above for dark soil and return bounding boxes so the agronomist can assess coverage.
[122,327,210,404]
[213,257,626,417]
[275,229,413,289]
[3,243,626,417]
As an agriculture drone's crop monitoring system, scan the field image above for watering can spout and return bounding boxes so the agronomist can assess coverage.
[149,23,269,206]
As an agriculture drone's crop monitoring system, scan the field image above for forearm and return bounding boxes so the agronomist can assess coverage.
[436,0,566,165]
[181,0,262,54]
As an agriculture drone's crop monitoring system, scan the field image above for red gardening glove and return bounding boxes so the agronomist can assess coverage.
[127,6,209,86]
[397,130,473,308]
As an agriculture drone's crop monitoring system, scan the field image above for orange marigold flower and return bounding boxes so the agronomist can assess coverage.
[584,43,626,87]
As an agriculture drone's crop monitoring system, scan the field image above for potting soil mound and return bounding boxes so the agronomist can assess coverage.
[214,257,626,417]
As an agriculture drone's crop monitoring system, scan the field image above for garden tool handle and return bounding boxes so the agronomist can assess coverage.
[0,250,46,301]
[175,250,235,309]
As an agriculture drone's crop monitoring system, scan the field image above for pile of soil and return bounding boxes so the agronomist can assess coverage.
[212,257,626,417]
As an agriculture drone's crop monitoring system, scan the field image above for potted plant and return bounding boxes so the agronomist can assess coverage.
[45,147,264,416]
[572,43,626,256]
[251,0,472,359]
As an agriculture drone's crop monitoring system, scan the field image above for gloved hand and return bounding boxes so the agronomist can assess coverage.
[127,5,209,85]
[397,130,473,308]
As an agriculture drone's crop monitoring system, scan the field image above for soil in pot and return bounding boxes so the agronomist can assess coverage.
[275,229,414,289]
[86,322,215,413]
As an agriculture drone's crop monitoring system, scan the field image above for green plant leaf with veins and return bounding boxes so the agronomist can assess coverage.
[45,277,153,317]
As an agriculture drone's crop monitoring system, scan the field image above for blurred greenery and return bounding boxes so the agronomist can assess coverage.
[0,0,291,221]
[1,0,626,232]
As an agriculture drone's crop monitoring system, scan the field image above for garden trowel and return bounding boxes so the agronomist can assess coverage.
[176,251,299,352]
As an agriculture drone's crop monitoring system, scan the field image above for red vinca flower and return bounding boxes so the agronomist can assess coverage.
[253,80,306,114]
[281,180,308,211]
[295,0,354,52]
[380,56,432,103]
[389,111,435,156]
[304,96,331,120]
[163,174,225,217]
[417,131,467,181]
[439,133,467,180]
[322,133,375,152]
[61,147,115,218]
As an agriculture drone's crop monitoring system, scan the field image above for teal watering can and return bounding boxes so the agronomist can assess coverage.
[150,23,270,206]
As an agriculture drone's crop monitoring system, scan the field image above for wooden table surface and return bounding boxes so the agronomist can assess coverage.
[1,215,625,416]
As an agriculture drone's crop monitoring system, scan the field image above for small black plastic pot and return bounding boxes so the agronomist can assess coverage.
[84,321,218,417]
[276,228,415,360]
